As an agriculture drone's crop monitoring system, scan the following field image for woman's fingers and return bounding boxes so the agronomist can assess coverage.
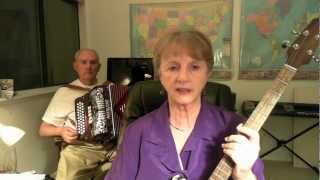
[237,124,259,141]
[224,134,248,144]
[222,123,261,172]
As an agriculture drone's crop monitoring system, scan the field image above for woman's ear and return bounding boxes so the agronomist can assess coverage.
[153,69,160,80]
[207,69,213,78]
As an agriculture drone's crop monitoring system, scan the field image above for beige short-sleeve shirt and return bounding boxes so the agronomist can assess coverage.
[42,79,101,129]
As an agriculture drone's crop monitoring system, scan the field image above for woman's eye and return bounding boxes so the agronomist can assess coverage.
[168,66,177,71]
[191,64,200,70]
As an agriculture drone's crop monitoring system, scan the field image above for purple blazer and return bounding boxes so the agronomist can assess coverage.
[105,100,264,180]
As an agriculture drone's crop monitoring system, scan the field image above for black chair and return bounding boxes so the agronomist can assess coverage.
[124,80,236,125]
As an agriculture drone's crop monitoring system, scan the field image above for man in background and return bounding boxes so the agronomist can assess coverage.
[39,48,115,180]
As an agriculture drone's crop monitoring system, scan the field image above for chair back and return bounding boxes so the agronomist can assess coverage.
[124,80,236,124]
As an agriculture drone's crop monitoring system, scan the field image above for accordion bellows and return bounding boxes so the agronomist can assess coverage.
[75,84,128,144]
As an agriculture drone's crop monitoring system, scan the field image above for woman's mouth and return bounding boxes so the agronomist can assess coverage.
[176,88,191,94]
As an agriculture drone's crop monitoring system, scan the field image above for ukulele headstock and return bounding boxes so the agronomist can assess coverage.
[284,18,319,68]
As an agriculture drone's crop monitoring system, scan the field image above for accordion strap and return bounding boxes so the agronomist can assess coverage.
[64,84,90,91]
[63,80,113,91]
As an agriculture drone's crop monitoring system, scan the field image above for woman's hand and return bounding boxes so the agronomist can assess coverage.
[222,124,260,180]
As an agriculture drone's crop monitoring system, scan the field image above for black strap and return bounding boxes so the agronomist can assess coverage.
[63,84,90,91]
[63,80,113,91]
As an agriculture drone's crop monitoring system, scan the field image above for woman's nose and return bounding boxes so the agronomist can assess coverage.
[176,68,189,81]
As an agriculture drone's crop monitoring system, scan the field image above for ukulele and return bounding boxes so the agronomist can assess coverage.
[209,17,320,180]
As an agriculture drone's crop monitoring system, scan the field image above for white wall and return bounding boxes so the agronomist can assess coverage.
[77,0,318,163]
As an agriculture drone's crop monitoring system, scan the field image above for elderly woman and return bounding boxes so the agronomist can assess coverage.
[105,30,264,180]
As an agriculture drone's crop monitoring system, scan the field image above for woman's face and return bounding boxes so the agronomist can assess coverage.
[159,50,210,106]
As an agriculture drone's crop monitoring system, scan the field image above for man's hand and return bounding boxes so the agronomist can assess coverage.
[222,123,260,180]
[60,127,78,144]
[39,122,78,144]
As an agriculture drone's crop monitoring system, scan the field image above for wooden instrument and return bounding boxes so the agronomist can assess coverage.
[209,17,319,180]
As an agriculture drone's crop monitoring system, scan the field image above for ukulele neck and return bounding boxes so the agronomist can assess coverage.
[209,64,297,180]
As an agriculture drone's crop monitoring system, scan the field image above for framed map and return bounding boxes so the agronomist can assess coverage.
[130,0,233,79]
[239,0,319,80]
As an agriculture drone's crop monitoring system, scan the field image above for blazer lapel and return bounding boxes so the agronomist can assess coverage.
[144,102,181,173]
[181,100,219,173]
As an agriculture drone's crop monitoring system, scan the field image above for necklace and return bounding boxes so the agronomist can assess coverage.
[169,122,187,132]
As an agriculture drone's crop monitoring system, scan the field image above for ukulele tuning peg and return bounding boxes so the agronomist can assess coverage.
[312,54,320,63]
[291,29,301,36]
[302,30,310,36]
[292,43,300,50]
[281,40,290,48]
[306,49,313,56]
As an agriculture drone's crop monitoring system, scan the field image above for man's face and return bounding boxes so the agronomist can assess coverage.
[73,50,100,85]
[159,50,210,106]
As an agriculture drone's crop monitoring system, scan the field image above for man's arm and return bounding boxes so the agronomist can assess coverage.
[39,122,78,144]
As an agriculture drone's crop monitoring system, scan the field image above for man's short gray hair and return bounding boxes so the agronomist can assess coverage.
[74,48,99,61]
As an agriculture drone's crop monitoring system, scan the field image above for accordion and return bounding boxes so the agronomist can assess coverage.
[75,83,129,144]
